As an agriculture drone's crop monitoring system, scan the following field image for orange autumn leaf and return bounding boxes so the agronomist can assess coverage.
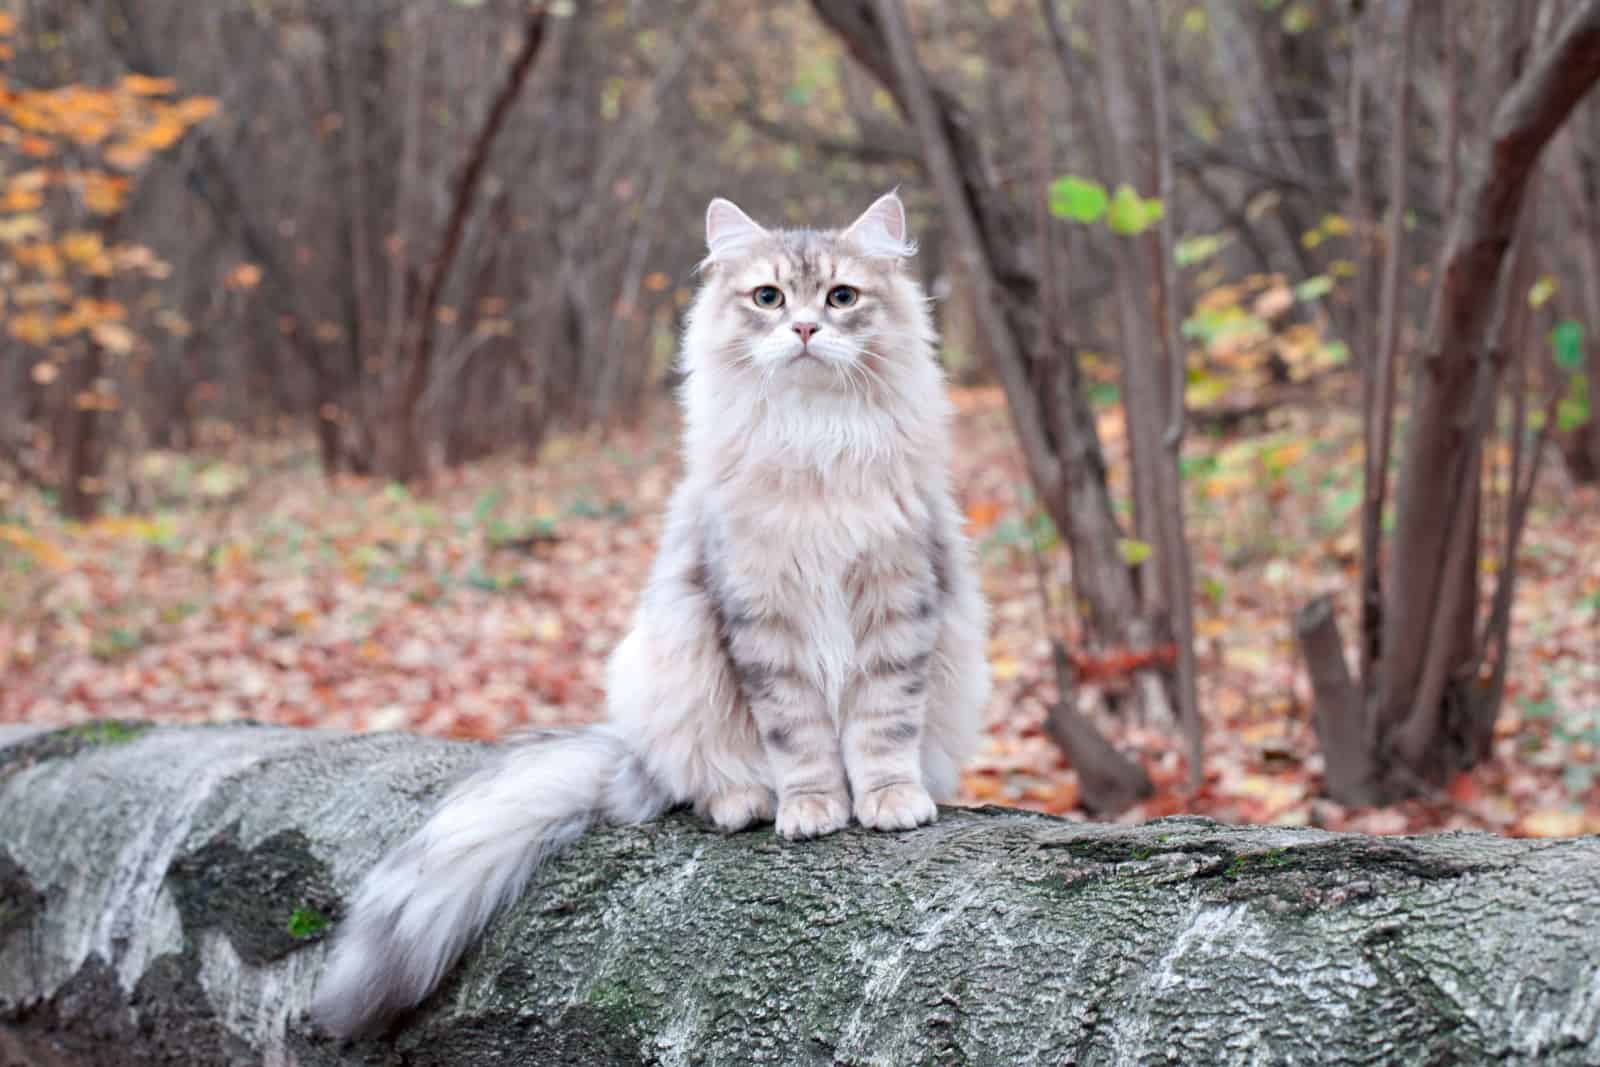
[964,498,1004,532]
[122,74,178,97]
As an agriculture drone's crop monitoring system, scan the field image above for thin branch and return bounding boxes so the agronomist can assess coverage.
[1358,0,1414,701]
[391,4,552,478]
[1143,0,1203,787]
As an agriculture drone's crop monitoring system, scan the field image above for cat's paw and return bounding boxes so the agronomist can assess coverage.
[776,790,851,840]
[699,786,776,833]
[854,781,937,831]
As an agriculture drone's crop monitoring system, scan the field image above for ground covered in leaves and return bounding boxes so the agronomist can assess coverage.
[3,389,1598,837]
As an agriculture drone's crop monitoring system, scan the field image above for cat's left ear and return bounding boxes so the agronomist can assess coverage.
[842,191,917,261]
[705,198,768,263]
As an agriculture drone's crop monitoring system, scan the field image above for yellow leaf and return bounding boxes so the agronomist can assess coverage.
[137,115,187,151]
[1253,283,1294,319]
[0,525,69,570]
[122,74,178,96]
[224,262,262,291]
[59,230,104,264]
[1,183,43,212]
[1527,275,1558,309]
[174,96,220,125]
[15,241,63,278]
[989,655,1022,682]
[156,310,192,337]
[0,214,47,244]
[1518,809,1587,838]
[90,320,136,354]
[7,312,51,346]
[103,141,151,171]
[1118,538,1153,565]
[1320,213,1352,237]
[80,173,129,215]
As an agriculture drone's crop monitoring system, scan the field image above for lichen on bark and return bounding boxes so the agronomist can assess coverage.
[2,725,1598,1066]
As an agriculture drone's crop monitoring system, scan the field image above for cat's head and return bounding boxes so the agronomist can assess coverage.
[682,192,934,394]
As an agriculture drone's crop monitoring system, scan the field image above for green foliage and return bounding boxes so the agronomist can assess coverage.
[1175,233,1229,267]
[1551,320,1585,371]
[981,504,1058,558]
[1118,537,1153,565]
[1293,275,1333,302]
[1047,175,1162,236]
[1558,373,1590,432]
[63,720,148,745]
[1106,184,1164,235]
[1047,175,1108,224]
[287,906,329,939]
[1318,486,1362,535]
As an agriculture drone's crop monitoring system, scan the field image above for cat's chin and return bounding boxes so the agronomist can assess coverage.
[780,353,849,388]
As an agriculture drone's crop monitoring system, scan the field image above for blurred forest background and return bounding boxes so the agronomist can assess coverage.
[2,0,1598,836]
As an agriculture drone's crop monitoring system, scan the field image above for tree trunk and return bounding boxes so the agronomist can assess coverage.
[378,6,549,486]
[1304,0,1600,800]
[817,0,1174,742]
[3,723,1599,1066]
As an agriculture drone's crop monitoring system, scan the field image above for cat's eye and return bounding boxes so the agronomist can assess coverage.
[752,286,785,309]
[827,285,859,309]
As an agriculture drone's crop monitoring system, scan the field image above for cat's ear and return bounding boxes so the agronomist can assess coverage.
[704,198,768,263]
[842,191,917,261]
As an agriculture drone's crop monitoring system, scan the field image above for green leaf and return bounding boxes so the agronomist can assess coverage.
[1175,232,1228,267]
[1048,175,1108,224]
[1558,372,1590,432]
[1107,184,1164,235]
[1118,537,1153,565]
[471,488,503,526]
[1551,319,1585,371]
[1321,486,1362,532]
[1294,275,1334,302]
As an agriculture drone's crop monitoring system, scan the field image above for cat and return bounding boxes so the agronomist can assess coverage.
[310,191,991,1038]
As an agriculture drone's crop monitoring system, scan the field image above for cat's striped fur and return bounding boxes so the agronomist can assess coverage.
[311,192,990,1037]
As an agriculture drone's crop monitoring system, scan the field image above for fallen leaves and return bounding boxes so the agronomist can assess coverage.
[1,395,1597,840]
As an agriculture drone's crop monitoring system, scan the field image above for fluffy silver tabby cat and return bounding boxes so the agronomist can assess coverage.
[311,192,990,1037]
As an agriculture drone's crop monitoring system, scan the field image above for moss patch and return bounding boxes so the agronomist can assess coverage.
[287,906,330,940]
[0,719,153,782]
[167,826,341,964]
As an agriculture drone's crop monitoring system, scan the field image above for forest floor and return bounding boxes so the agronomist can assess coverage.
[2,388,1598,836]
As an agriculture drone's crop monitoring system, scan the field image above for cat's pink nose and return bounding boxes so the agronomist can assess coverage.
[792,322,820,344]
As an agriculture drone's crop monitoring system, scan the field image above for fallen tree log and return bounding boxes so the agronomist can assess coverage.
[1,723,1597,1066]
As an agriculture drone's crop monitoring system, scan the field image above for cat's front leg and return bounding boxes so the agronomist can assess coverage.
[843,550,943,831]
[842,654,938,830]
[744,669,852,839]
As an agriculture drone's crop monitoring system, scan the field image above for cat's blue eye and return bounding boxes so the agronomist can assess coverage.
[752,286,784,309]
[827,285,858,309]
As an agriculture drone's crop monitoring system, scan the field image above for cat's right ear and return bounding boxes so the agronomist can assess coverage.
[704,198,767,264]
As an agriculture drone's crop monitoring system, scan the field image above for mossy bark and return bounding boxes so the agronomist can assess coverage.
[1,724,1597,1066]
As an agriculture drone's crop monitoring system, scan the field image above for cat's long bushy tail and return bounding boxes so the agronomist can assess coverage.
[310,726,670,1038]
